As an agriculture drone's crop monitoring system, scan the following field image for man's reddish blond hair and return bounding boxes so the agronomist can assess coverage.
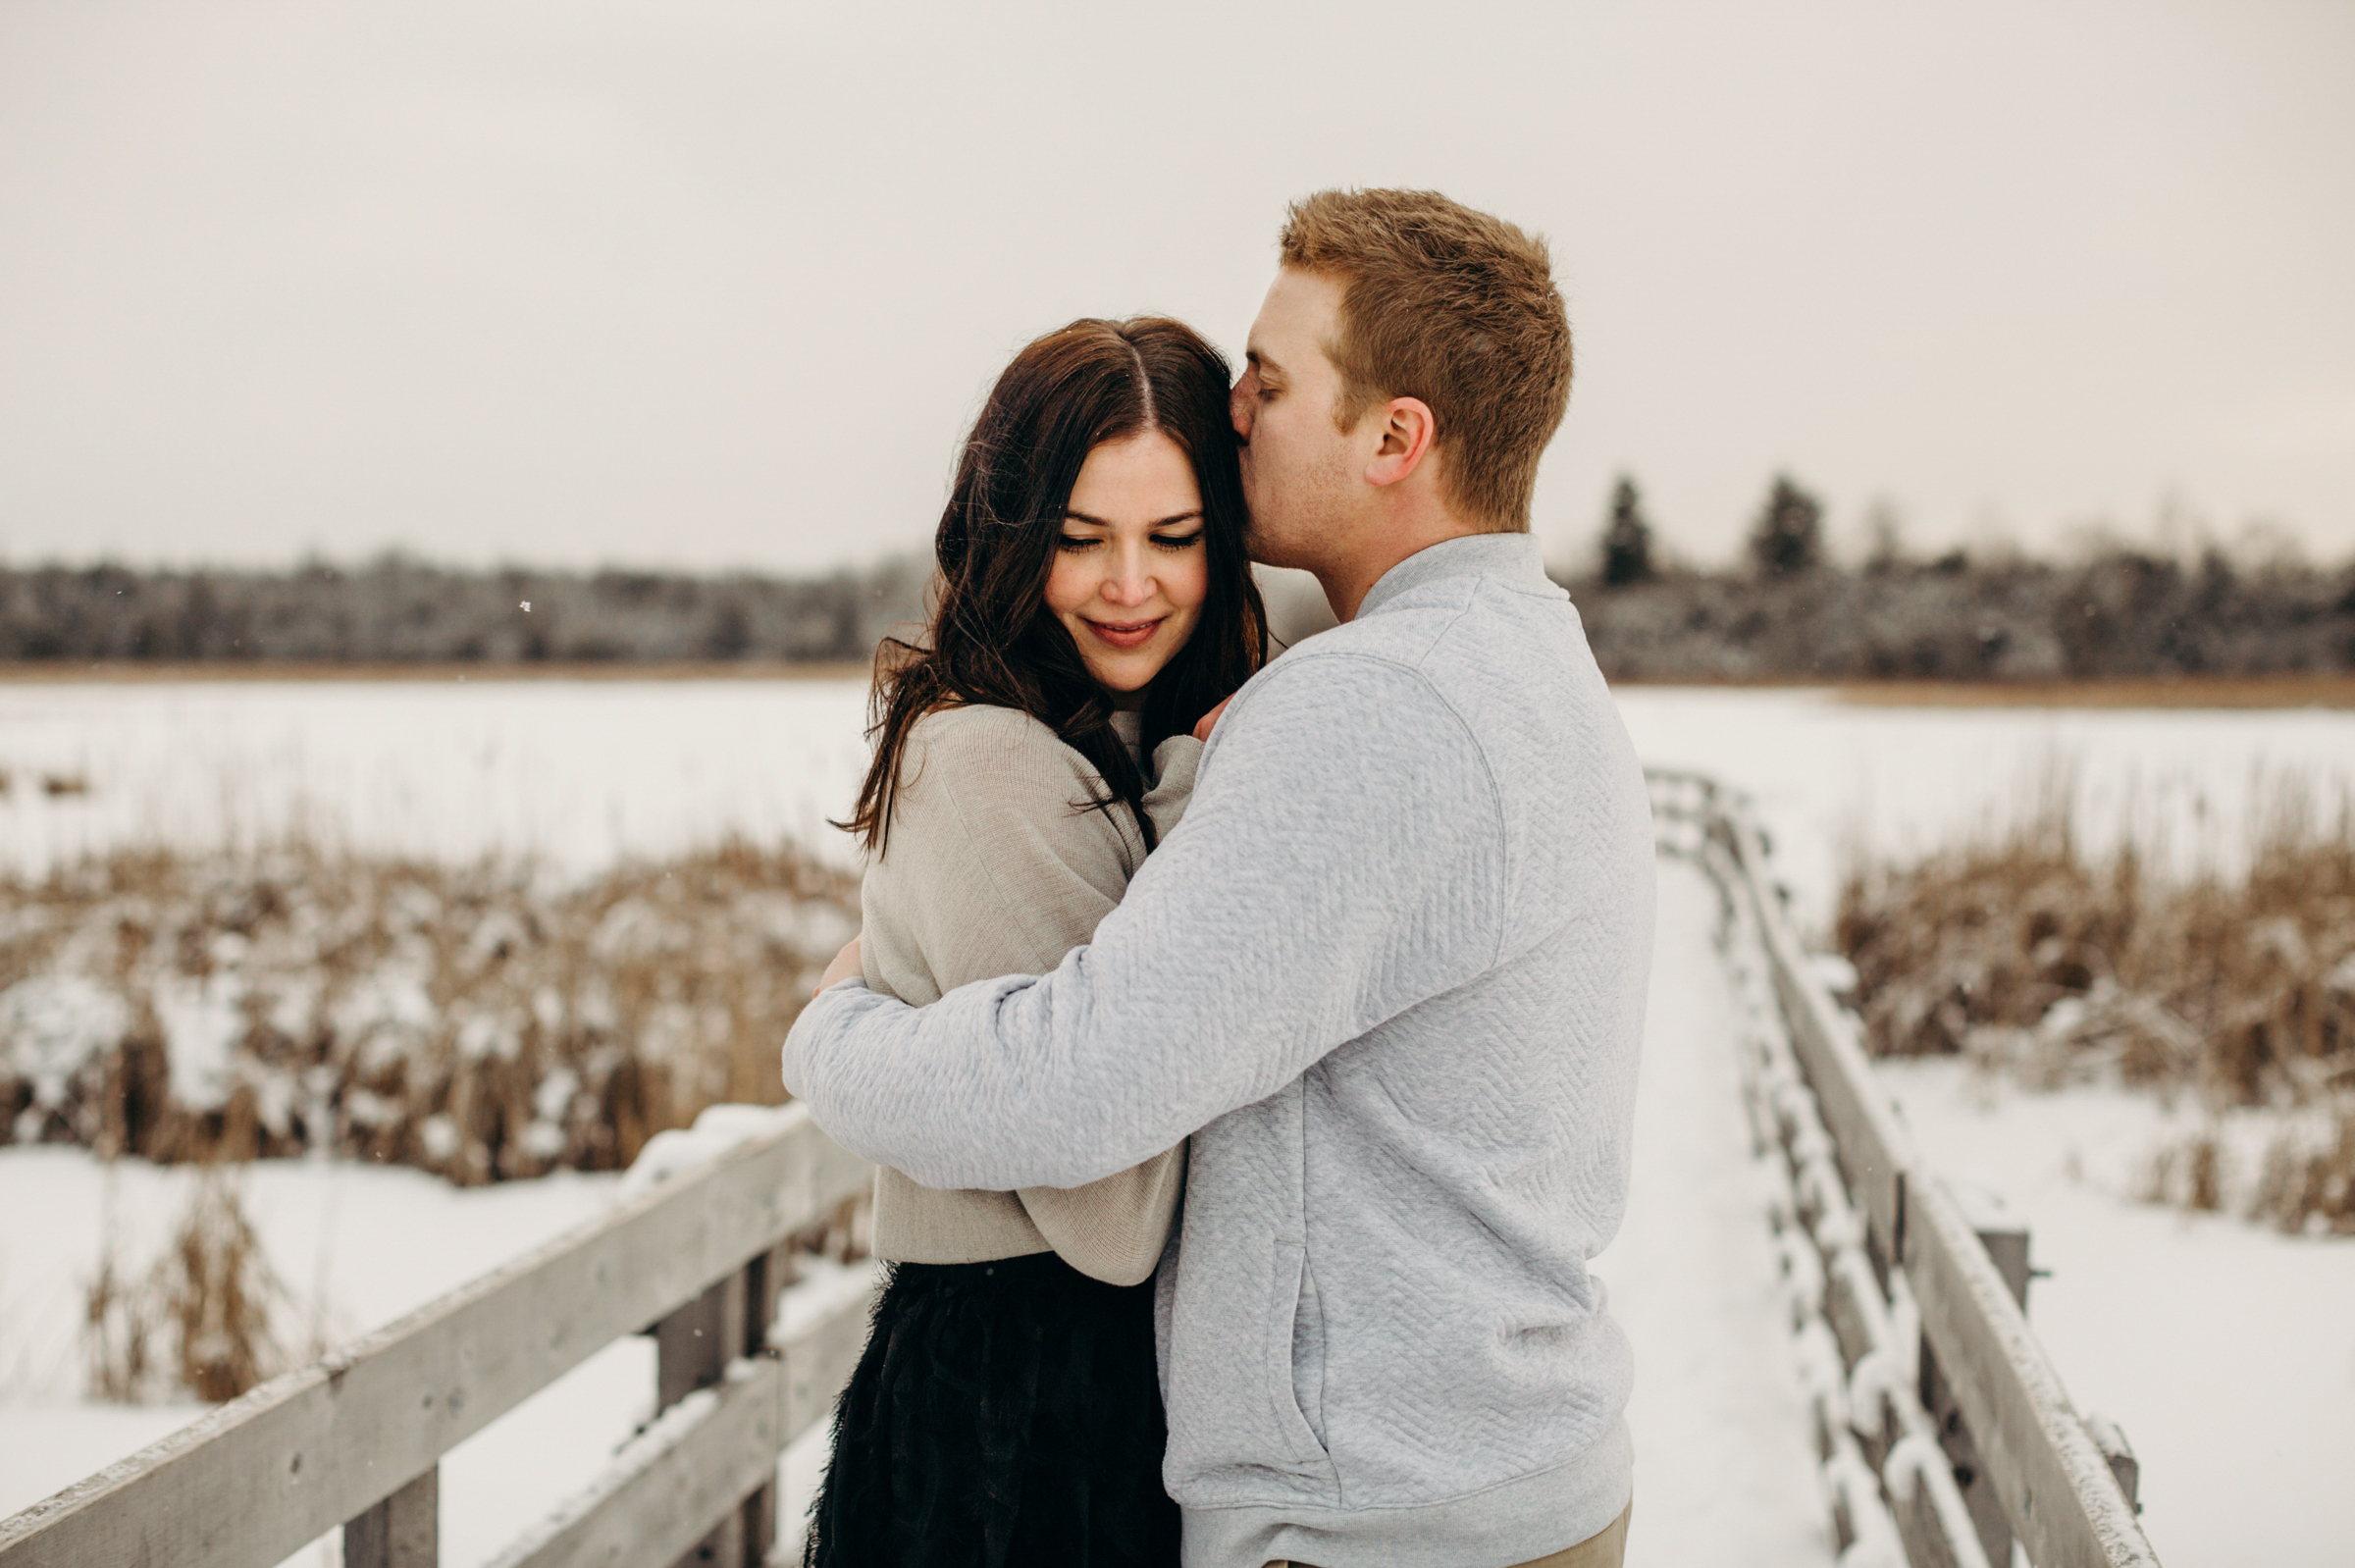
[1280,188,1571,533]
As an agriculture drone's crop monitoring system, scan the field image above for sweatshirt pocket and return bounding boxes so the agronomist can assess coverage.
[1267,1241,1334,1474]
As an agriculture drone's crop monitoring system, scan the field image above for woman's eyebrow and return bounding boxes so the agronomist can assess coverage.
[1064,509,1204,529]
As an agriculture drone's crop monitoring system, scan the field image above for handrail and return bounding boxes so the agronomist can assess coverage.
[0,1104,875,1568]
[1648,767,2161,1568]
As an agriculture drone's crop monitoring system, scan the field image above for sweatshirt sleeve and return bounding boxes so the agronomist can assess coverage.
[860,707,1185,1284]
[782,653,1506,1190]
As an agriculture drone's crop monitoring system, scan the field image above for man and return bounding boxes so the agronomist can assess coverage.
[785,188,1653,1568]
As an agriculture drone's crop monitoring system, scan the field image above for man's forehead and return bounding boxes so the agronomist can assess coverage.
[1249,267,1343,371]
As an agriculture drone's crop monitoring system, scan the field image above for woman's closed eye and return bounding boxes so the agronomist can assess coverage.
[1056,528,1203,552]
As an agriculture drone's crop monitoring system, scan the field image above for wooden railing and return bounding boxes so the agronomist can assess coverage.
[0,1105,875,1568]
[1648,767,2162,1568]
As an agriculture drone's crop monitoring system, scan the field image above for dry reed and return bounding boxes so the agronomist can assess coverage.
[2,838,859,1182]
[1836,787,2355,1231]
[84,1166,289,1402]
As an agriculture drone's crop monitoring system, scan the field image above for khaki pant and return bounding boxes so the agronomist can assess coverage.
[1272,1499,1632,1568]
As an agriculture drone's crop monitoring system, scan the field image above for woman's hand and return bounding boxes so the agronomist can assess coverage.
[816,934,864,996]
[1191,695,1234,743]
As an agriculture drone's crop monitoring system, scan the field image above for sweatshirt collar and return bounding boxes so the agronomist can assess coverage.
[1356,532,1550,620]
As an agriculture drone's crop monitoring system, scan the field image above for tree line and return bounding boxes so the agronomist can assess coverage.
[1569,474,2355,681]
[7,486,2352,681]
[0,554,928,665]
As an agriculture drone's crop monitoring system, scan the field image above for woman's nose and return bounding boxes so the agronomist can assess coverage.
[1101,549,1153,607]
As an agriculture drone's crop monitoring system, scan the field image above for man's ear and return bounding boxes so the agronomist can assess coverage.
[1365,396,1437,489]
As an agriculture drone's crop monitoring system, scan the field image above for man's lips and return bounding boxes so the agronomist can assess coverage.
[1083,617,1164,651]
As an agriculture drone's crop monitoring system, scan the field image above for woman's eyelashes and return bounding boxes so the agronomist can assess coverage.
[1055,530,1204,552]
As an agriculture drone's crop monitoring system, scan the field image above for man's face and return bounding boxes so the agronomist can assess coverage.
[1230,267,1361,573]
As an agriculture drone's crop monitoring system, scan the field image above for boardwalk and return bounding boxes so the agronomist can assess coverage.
[1603,860,1830,1566]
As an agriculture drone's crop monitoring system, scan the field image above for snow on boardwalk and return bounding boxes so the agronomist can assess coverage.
[1599,860,1831,1567]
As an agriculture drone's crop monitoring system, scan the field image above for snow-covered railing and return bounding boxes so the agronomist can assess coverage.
[0,1103,874,1568]
[1648,768,2160,1568]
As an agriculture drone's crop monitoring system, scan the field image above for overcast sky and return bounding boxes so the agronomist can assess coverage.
[3,0,2351,576]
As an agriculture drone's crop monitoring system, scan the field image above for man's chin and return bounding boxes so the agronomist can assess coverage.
[1243,525,1306,571]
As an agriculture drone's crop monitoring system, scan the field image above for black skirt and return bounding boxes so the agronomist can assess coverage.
[803,1251,1181,1568]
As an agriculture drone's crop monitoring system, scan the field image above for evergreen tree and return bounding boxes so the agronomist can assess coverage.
[1598,475,1656,587]
[1749,474,1824,577]
[1862,499,1907,576]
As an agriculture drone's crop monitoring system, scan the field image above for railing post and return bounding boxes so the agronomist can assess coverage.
[345,1465,438,1568]
[654,1252,791,1568]
[1918,1217,2034,1568]
[2087,1413,2142,1515]
[739,1245,792,1564]
[657,1271,748,1567]
[657,1273,747,1411]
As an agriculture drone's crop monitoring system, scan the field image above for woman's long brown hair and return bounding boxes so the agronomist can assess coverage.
[843,317,1267,857]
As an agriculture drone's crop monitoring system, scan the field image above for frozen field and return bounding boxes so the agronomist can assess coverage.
[1614,686,2355,926]
[7,675,2354,927]
[0,677,876,880]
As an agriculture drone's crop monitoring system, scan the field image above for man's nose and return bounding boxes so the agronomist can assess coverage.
[1230,382,1253,441]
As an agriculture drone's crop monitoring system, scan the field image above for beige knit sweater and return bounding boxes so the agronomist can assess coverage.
[857,703,1198,1286]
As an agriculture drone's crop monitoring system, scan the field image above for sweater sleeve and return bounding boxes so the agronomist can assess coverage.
[862,706,1185,1284]
[782,653,1506,1189]
[1142,732,1203,839]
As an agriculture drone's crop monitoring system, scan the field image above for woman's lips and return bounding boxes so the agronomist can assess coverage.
[1084,617,1163,651]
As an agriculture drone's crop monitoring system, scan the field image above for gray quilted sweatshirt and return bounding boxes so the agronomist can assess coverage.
[783,533,1654,1568]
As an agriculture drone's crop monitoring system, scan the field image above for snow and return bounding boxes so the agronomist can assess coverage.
[1877,1057,2355,1567]
[9,679,2355,929]
[614,1102,796,1203]
[0,677,875,880]
[0,975,131,1136]
[153,970,247,1112]
[1612,687,2355,929]
[1596,861,1831,1566]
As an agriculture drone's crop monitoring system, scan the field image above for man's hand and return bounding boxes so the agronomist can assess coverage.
[1192,695,1235,743]
[816,934,863,995]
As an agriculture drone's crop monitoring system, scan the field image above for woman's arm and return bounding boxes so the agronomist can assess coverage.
[865,706,1187,1284]
[782,655,1507,1189]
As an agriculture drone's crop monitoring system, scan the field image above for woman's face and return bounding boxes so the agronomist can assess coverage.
[1045,431,1209,700]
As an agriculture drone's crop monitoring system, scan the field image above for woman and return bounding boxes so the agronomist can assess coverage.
[808,316,1267,1568]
